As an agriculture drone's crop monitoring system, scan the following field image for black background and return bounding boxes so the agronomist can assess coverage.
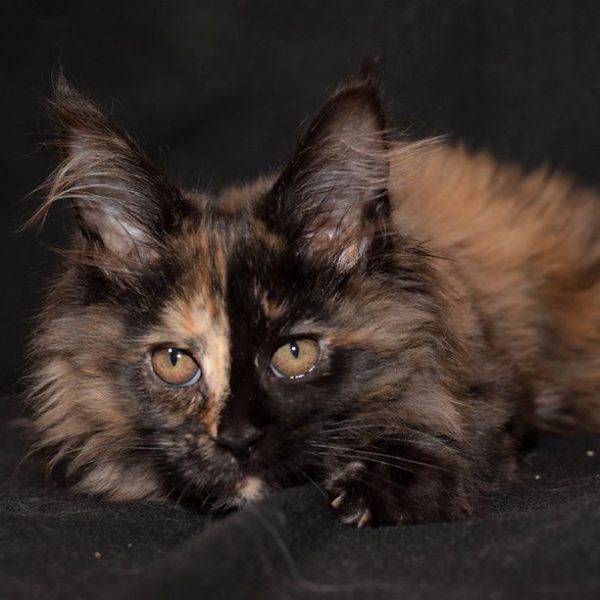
[1,2,600,599]
[3,0,600,387]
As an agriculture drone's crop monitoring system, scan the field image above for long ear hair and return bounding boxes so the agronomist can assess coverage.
[31,73,193,280]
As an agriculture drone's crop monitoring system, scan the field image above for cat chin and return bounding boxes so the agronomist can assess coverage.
[234,475,267,505]
[205,475,268,510]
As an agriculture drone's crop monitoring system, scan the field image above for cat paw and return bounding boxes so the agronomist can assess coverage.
[325,460,384,527]
[323,448,467,526]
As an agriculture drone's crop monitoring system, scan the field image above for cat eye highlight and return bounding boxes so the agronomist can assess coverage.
[270,339,320,379]
[151,348,201,386]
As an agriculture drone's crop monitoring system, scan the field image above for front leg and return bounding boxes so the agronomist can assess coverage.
[323,440,487,527]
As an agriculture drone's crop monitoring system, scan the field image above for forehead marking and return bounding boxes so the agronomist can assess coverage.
[260,293,287,321]
[149,291,231,437]
[190,238,219,318]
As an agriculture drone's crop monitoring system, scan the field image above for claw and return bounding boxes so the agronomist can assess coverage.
[331,493,345,510]
[341,509,368,526]
[357,509,371,528]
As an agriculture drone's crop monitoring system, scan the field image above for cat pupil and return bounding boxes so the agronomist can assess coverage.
[289,341,300,359]
[169,349,179,367]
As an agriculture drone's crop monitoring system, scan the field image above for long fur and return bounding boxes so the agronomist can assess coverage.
[26,70,600,525]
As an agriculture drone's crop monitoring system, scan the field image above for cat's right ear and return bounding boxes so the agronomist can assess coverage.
[32,74,192,279]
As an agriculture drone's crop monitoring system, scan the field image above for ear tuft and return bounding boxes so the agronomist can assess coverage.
[52,70,113,139]
[339,56,383,92]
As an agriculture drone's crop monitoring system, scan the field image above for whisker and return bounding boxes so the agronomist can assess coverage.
[309,441,451,474]
[305,447,413,493]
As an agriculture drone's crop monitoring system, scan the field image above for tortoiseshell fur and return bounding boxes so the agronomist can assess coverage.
[27,70,600,526]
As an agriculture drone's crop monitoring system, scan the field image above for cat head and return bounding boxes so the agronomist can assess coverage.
[28,69,454,507]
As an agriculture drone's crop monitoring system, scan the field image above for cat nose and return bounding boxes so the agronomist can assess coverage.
[214,425,264,458]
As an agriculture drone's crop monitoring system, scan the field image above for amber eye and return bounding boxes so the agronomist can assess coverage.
[270,339,320,379]
[151,348,201,386]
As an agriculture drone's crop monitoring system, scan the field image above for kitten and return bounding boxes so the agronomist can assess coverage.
[27,68,600,526]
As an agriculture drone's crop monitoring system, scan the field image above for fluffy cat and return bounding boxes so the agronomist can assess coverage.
[27,68,600,526]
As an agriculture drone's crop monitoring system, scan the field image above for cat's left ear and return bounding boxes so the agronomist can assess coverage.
[265,67,389,270]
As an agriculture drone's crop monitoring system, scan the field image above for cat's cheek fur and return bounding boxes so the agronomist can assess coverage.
[75,460,164,501]
[27,304,165,501]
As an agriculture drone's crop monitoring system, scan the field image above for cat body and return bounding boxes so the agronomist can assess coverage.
[391,144,600,434]
[28,70,600,526]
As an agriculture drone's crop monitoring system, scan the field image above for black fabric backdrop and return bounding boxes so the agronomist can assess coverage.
[1,1,600,598]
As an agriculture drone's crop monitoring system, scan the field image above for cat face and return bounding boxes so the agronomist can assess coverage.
[130,212,390,507]
[29,71,450,508]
